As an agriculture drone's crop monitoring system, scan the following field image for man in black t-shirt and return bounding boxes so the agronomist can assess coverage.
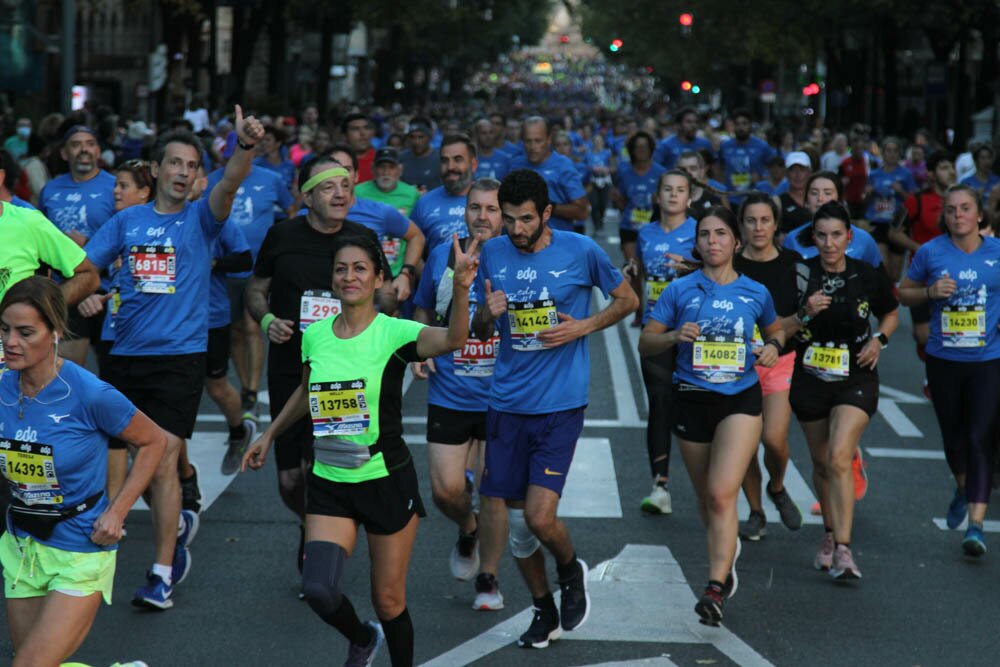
[245,157,394,549]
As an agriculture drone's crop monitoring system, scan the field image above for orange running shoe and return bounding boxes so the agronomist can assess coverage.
[852,448,868,501]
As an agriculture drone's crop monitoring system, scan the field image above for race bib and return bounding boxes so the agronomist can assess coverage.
[508,299,557,352]
[692,335,746,380]
[941,307,986,347]
[0,439,62,505]
[454,335,499,377]
[802,344,850,380]
[309,380,370,437]
[129,245,176,294]
[873,197,895,214]
[631,208,653,225]
[731,173,751,191]
[382,237,403,266]
[300,290,342,332]
[0,339,4,365]
[644,277,669,310]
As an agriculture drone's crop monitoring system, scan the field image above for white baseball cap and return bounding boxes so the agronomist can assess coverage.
[785,151,811,170]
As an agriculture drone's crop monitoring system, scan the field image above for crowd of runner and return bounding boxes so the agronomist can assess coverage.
[1,93,998,666]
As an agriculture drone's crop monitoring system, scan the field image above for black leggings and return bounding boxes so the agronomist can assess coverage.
[640,349,675,479]
[926,354,1000,504]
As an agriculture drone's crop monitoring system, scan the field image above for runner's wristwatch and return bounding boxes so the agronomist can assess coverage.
[875,332,889,348]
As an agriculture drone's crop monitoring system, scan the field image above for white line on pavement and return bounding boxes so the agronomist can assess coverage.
[419,544,774,667]
[131,430,237,512]
[595,290,644,425]
[877,399,923,438]
[866,447,944,460]
[737,448,822,526]
[879,384,928,405]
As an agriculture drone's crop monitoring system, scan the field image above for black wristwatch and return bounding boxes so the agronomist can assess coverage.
[875,332,889,348]
[237,139,256,151]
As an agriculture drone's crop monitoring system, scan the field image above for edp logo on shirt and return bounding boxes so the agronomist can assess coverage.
[712,299,734,312]
[959,269,978,281]
[516,268,538,282]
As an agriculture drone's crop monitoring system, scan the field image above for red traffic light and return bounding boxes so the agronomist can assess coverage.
[802,82,820,96]
[679,13,693,27]
[559,34,570,44]
[611,39,623,48]
[681,80,693,91]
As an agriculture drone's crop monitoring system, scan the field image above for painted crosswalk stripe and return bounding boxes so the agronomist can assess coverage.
[737,448,822,526]
[131,430,238,512]
[419,544,774,667]
[877,399,923,438]
[866,447,944,460]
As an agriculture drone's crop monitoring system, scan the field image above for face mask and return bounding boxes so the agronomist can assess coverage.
[16,127,30,139]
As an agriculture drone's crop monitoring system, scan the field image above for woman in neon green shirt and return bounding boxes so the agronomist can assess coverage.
[243,231,479,667]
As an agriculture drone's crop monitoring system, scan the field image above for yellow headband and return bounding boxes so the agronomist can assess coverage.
[302,166,350,193]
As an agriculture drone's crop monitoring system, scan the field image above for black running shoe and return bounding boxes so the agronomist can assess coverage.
[558,558,590,631]
[517,606,561,649]
[695,585,725,626]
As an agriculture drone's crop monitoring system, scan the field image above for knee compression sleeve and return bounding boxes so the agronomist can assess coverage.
[301,541,347,615]
[507,508,540,558]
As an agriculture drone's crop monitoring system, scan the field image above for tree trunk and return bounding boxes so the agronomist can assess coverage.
[317,12,334,119]
[880,14,899,134]
[228,3,268,105]
[268,6,288,102]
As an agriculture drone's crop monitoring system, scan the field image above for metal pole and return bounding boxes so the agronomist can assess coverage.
[61,0,76,115]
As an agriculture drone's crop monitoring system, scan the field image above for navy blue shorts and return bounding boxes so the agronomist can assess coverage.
[479,407,585,501]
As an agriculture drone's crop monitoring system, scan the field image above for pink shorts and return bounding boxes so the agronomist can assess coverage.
[755,351,796,397]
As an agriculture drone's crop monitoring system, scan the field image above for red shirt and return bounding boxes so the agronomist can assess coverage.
[903,190,943,245]
[356,148,375,184]
[839,155,868,204]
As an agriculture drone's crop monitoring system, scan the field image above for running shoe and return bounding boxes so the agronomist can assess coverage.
[517,606,561,648]
[558,558,590,631]
[177,509,200,548]
[344,620,384,667]
[132,572,174,610]
[852,449,868,501]
[640,483,672,515]
[180,462,202,514]
[222,418,257,475]
[946,488,968,529]
[723,538,741,599]
[449,530,480,581]
[962,524,987,557]
[472,572,504,611]
[110,662,150,667]
[829,544,862,580]
[740,511,767,541]
[814,532,835,571]
[172,544,192,586]
[695,584,724,626]
[767,484,803,530]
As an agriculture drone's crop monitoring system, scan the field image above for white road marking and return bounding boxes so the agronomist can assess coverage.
[866,447,944,460]
[738,448,822,526]
[595,290,644,425]
[406,435,622,519]
[876,399,923,437]
[933,518,1000,533]
[131,430,237,512]
[401,416,645,428]
[419,544,774,667]
[879,384,928,404]
[559,438,622,518]
[581,660,678,667]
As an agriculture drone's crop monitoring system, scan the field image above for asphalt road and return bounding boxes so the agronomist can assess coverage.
[4,230,999,667]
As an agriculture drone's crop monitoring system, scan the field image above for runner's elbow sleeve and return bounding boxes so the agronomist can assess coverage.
[508,508,540,558]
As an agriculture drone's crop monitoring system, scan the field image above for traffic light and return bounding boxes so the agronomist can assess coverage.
[679,13,693,26]
[691,85,701,94]
[681,80,693,92]
[559,34,570,44]
[802,82,820,96]
[608,38,623,53]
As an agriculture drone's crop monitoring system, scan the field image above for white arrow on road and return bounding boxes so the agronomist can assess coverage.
[420,543,774,667]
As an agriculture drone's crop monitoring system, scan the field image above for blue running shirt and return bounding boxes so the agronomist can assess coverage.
[650,271,777,394]
[908,235,1000,361]
[475,230,624,413]
[412,186,468,250]
[615,162,667,232]
[85,198,222,355]
[0,361,136,552]
[637,217,697,322]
